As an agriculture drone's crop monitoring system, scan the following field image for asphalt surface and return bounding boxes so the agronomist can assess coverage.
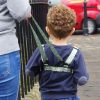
[22,33,100,100]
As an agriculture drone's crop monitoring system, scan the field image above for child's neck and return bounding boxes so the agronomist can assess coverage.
[49,37,68,46]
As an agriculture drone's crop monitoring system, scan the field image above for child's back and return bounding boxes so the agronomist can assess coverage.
[26,4,89,100]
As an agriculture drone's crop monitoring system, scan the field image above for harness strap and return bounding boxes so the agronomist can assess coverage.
[29,16,78,73]
[43,46,78,73]
[44,64,72,73]
[41,44,45,62]
[31,16,63,62]
[29,23,48,63]
[65,47,78,65]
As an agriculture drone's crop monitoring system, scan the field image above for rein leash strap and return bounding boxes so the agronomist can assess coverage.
[31,16,63,62]
[29,23,48,63]
[29,17,78,73]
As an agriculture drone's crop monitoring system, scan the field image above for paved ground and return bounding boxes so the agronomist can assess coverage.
[22,33,100,100]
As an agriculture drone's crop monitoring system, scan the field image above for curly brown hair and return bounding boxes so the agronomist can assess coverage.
[47,4,76,39]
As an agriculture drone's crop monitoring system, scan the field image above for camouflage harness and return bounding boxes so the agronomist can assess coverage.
[29,16,78,73]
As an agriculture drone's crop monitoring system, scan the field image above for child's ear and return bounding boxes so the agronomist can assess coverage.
[70,28,75,35]
[45,26,48,32]
[45,26,50,36]
[72,28,75,33]
[67,28,75,37]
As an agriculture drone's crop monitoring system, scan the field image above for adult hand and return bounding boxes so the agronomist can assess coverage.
[25,12,32,21]
[27,12,32,18]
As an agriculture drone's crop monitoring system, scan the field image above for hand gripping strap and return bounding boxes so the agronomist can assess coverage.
[65,47,78,65]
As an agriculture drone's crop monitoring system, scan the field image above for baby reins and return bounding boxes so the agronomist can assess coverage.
[28,16,78,73]
[29,16,63,64]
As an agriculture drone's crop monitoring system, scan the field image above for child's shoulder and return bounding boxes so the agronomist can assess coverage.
[73,45,79,50]
[67,43,79,50]
[69,44,83,56]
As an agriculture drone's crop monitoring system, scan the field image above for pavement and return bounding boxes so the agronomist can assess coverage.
[22,33,100,100]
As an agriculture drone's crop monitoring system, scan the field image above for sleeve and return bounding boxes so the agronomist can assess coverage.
[25,48,42,77]
[73,50,89,86]
[7,0,31,22]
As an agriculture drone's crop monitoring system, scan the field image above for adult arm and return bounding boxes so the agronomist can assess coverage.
[7,0,31,22]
